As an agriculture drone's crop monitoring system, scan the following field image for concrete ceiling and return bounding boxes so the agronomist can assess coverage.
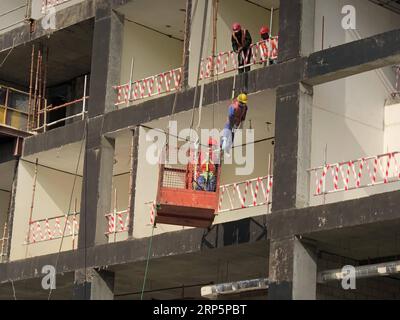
[0,19,93,89]
[118,0,187,40]
[245,0,280,9]
[112,240,268,300]
[306,219,400,262]
[118,0,279,41]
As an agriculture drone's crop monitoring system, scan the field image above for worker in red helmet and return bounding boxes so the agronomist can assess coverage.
[231,23,253,75]
[259,26,278,65]
[194,138,219,192]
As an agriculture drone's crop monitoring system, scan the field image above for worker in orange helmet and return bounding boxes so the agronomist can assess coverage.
[259,26,278,65]
[231,23,253,74]
[194,137,219,192]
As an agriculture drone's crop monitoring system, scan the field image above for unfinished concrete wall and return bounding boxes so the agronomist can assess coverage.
[309,66,400,206]
[189,0,279,86]
[0,191,10,233]
[9,160,82,261]
[119,21,183,106]
[314,0,400,51]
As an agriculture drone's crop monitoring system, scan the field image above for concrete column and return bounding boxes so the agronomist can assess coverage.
[278,0,315,62]
[272,82,312,211]
[78,0,123,248]
[268,237,317,300]
[73,269,115,300]
[79,130,115,248]
[127,127,139,239]
[88,0,124,117]
[182,0,192,88]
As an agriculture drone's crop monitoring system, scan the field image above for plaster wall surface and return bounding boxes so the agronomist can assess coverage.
[309,0,400,206]
[119,20,183,106]
[10,160,82,261]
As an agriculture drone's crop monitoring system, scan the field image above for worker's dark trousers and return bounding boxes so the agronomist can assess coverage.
[238,49,251,93]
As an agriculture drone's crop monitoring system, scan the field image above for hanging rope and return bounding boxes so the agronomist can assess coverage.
[140,223,156,300]
[190,0,210,131]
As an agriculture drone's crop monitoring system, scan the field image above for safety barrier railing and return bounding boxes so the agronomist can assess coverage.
[114,67,182,107]
[33,75,88,132]
[25,212,80,249]
[41,0,72,13]
[309,152,400,196]
[218,175,273,213]
[0,85,30,132]
[200,38,278,81]
[105,210,129,236]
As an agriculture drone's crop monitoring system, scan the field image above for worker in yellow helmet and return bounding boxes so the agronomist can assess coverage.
[221,93,248,156]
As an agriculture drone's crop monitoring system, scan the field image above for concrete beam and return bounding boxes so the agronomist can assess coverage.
[73,269,114,300]
[78,119,115,248]
[102,58,305,134]
[268,237,317,300]
[23,120,85,156]
[127,127,139,238]
[304,28,400,86]
[272,82,312,211]
[0,215,267,283]
[268,189,400,240]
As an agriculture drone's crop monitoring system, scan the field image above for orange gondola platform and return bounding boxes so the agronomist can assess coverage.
[154,146,221,228]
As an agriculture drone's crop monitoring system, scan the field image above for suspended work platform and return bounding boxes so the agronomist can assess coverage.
[153,146,221,228]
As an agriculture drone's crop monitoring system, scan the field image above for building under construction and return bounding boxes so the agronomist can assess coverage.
[0,0,400,300]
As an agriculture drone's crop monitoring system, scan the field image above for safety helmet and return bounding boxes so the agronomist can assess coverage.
[232,22,241,32]
[208,137,218,146]
[260,26,270,35]
[237,93,248,105]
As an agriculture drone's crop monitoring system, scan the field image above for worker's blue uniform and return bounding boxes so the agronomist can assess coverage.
[222,100,248,153]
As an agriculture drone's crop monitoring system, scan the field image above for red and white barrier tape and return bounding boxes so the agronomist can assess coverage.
[200,38,278,81]
[105,210,130,235]
[310,151,400,196]
[26,214,79,244]
[114,68,182,106]
[218,176,273,213]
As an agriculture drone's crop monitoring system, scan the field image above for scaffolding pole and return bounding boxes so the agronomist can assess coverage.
[27,45,35,131]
